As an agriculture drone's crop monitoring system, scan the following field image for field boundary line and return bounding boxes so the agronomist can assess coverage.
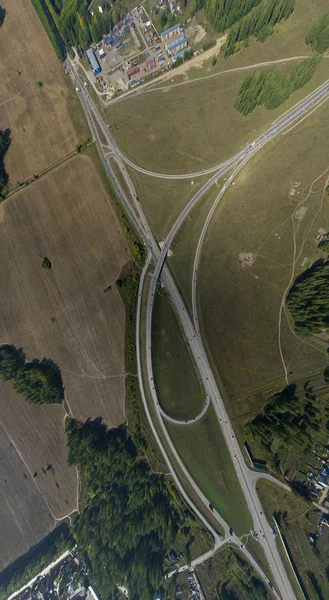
[0,84,31,107]
[4,146,92,200]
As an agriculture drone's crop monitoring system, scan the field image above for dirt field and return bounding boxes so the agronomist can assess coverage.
[0,383,77,571]
[0,155,128,425]
[0,0,80,187]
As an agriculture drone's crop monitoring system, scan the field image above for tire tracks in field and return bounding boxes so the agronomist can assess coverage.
[0,418,77,523]
[277,167,329,383]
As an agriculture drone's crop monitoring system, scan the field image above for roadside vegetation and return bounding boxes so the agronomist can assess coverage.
[0,345,64,405]
[166,405,252,535]
[67,418,212,600]
[197,547,271,600]
[257,480,329,599]
[306,11,329,53]
[0,524,73,600]
[234,56,321,115]
[152,291,204,421]
[116,268,140,373]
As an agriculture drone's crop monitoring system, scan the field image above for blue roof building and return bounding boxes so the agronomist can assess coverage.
[86,48,102,74]
[161,23,181,42]
[166,37,188,56]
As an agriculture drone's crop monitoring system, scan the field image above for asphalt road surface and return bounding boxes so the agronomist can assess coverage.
[69,60,329,599]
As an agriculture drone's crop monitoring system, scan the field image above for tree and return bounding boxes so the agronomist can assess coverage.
[234,57,321,115]
[41,257,52,270]
[286,258,329,335]
[306,11,329,53]
[67,419,211,600]
[0,345,24,382]
[13,362,64,404]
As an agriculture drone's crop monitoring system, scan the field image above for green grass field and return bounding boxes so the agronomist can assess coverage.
[108,0,329,176]
[195,98,329,432]
[257,480,329,599]
[152,289,204,420]
[165,405,252,535]
[126,167,210,239]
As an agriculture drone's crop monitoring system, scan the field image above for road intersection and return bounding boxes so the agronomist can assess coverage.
[69,59,329,599]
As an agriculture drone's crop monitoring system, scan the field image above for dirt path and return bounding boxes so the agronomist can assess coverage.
[109,53,312,105]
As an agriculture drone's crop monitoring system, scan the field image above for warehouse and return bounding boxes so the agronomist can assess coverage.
[166,36,188,56]
[86,48,102,74]
[161,23,181,42]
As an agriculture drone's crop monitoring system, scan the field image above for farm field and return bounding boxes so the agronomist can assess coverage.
[0,155,129,426]
[166,405,252,535]
[0,0,82,187]
[0,383,77,571]
[257,480,329,599]
[190,98,329,431]
[109,0,329,176]
[152,290,204,421]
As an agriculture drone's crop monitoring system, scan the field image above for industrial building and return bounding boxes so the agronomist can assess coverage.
[161,23,181,42]
[86,48,102,74]
[166,36,188,56]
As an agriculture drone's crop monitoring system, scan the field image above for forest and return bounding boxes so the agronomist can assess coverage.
[220,0,295,56]
[67,418,211,600]
[193,0,261,34]
[45,0,125,52]
[0,345,64,404]
[0,129,10,198]
[306,11,329,53]
[246,385,319,459]
[234,56,321,115]
[286,258,329,335]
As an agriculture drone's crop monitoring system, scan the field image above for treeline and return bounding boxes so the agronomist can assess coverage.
[246,385,319,460]
[234,56,321,115]
[286,258,329,335]
[116,272,139,372]
[67,419,211,600]
[194,0,261,34]
[306,11,329,53]
[221,0,296,57]
[0,129,10,198]
[0,524,73,600]
[0,344,64,404]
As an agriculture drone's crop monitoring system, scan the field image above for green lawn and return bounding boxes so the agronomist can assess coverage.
[257,480,329,599]
[152,290,204,420]
[166,405,252,535]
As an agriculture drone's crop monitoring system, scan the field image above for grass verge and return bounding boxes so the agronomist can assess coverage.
[257,479,329,599]
[152,289,205,421]
[166,404,252,535]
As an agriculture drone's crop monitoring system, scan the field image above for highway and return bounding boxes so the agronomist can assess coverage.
[69,59,329,599]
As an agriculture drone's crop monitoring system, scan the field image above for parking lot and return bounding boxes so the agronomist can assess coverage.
[82,6,188,99]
